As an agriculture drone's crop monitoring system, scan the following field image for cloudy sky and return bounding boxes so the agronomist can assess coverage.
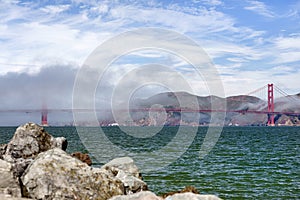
[0,0,300,125]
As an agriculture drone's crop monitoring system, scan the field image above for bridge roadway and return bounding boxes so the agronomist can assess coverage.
[1,108,300,116]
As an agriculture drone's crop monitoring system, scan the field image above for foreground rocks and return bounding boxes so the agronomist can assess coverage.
[164,193,222,200]
[3,123,67,162]
[109,191,163,200]
[102,157,148,194]
[0,123,68,198]
[160,185,199,198]
[0,123,222,200]
[0,159,22,197]
[1,123,68,180]
[0,194,32,200]
[109,191,222,200]
[21,148,124,200]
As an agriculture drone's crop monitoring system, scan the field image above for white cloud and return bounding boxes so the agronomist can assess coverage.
[217,66,300,97]
[90,4,109,14]
[200,0,223,6]
[109,5,235,34]
[271,66,295,72]
[203,40,265,61]
[273,52,300,64]
[0,0,299,101]
[244,1,275,18]
[274,36,300,50]
[40,5,70,14]
[270,36,300,64]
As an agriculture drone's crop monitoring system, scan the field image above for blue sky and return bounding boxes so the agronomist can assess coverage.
[0,0,300,114]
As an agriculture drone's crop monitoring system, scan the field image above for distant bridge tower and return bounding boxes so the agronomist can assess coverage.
[41,110,48,126]
[41,102,48,126]
[267,83,275,126]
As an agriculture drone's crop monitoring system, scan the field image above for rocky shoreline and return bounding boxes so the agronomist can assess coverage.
[0,123,222,200]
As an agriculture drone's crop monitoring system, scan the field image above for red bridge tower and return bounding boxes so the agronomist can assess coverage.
[267,84,275,126]
[41,110,48,126]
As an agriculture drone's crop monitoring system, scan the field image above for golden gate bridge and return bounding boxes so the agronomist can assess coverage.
[1,84,300,126]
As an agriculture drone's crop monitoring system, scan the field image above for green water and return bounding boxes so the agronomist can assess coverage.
[0,126,299,199]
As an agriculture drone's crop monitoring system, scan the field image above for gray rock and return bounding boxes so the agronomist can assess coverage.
[3,123,67,161]
[0,194,33,200]
[108,191,163,200]
[102,157,148,194]
[51,137,68,151]
[0,144,7,159]
[102,157,142,179]
[12,158,33,178]
[21,148,124,200]
[165,192,223,200]
[0,159,22,198]
[115,169,148,194]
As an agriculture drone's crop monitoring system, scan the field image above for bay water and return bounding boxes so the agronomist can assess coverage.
[0,126,299,199]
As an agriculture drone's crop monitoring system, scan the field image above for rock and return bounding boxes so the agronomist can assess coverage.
[71,152,92,166]
[161,185,199,198]
[102,157,148,194]
[0,144,7,159]
[3,123,67,161]
[2,123,68,179]
[0,159,22,198]
[12,158,33,178]
[21,148,124,200]
[102,157,142,179]
[108,191,163,200]
[51,137,68,151]
[114,169,148,194]
[0,194,33,200]
[165,192,222,200]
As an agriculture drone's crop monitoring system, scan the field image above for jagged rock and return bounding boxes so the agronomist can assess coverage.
[1,123,68,179]
[0,144,7,159]
[0,159,22,198]
[102,157,142,179]
[21,148,124,200]
[3,123,67,162]
[108,191,163,200]
[114,169,148,194]
[51,137,68,151]
[71,152,92,166]
[102,157,148,194]
[165,192,222,200]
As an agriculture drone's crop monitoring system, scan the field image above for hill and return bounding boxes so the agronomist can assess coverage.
[120,92,300,126]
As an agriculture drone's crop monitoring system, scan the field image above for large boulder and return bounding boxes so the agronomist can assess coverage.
[2,123,68,178]
[0,159,22,198]
[102,157,142,179]
[21,148,124,200]
[108,191,163,200]
[165,192,222,200]
[102,157,148,194]
[114,169,148,194]
[3,123,67,162]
